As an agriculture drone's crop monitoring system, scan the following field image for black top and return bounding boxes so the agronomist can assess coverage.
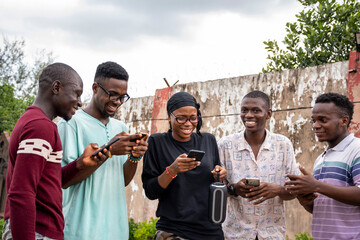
[142,132,224,240]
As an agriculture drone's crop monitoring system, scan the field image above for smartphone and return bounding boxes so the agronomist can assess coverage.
[187,150,205,161]
[130,133,148,142]
[245,178,260,187]
[91,137,121,157]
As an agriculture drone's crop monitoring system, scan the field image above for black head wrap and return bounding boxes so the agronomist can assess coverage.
[166,92,202,134]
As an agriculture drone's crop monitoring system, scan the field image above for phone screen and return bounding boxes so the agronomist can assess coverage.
[91,137,121,157]
[187,150,205,161]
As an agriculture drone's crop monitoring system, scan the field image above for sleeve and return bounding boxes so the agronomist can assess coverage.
[217,137,227,171]
[211,134,221,167]
[8,121,52,240]
[120,123,129,165]
[351,153,360,187]
[57,120,80,186]
[57,120,79,166]
[141,136,166,200]
[284,137,300,176]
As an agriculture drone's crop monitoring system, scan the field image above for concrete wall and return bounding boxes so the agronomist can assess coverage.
[117,60,354,238]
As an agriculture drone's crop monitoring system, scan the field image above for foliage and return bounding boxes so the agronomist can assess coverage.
[263,0,360,72]
[0,36,53,133]
[0,218,4,236]
[287,232,313,240]
[129,217,158,240]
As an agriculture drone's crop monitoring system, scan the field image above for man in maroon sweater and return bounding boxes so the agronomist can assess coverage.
[3,63,104,240]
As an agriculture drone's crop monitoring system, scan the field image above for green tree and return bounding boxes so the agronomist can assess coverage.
[262,0,360,72]
[0,36,53,133]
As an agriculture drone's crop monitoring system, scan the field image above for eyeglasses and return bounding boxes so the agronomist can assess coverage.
[171,112,200,124]
[97,83,130,103]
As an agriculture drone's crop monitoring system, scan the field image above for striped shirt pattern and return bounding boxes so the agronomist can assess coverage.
[18,138,63,163]
[312,134,360,240]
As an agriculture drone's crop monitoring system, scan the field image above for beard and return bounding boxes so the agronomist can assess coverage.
[101,108,116,118]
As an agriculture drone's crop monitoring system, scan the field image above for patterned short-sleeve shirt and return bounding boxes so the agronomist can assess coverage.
[218,130,299,240]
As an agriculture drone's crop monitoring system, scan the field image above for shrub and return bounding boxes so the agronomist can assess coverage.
[129,217,158,240]
[287,232,313,240]
[0,218,5,236]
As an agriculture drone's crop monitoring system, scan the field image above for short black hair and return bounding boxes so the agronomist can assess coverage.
[242,90,271,109]
[94,61,129,83]
[315,92,354,126]
[39,62,79,87]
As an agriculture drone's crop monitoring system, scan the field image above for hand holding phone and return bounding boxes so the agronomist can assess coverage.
[130,133,148,142]
[187,149,205,161]
[245,178,260,187]
[91,137,121,157]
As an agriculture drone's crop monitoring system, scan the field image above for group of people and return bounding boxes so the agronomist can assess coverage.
[2,61,360,240]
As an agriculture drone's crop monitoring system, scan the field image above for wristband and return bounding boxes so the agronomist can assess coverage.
[166,166,177,179]
[228,184,238,197]
[128,154,142,164]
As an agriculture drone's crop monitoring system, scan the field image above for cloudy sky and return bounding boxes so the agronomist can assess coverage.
[0,0,302,99]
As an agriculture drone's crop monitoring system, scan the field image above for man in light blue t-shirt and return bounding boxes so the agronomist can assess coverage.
[58,61,148,240]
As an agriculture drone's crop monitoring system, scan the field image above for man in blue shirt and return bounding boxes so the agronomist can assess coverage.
[58,61,148,240]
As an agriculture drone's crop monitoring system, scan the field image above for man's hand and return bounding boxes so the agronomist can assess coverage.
[108,132,132,156]
[285,166,319,195]
[245,182,282,205]
[130,134,149,158]
[211,165,227,182]
[233,179,254,198]
[76,143,109,170]
[297,193,318,213]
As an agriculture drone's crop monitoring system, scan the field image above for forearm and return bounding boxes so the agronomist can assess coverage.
[316,182,360,205]
[123,159,138,186]
[158,170,176,189]
[278,186,296,200]
[297,195,314,213]
[62,155,103,189]
[8,194,36,240]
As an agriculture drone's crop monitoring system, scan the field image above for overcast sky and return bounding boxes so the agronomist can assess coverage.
[0,0,302,99]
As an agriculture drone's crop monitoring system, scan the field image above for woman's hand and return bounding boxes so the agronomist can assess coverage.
[168,153,200,175]
[211,165,227,182]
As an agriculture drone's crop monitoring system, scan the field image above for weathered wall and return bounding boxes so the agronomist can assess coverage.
[118,60,352,238]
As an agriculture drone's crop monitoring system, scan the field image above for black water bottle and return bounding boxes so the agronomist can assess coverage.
[208,172,227,224]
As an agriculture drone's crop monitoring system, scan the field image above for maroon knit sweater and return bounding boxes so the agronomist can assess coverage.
[4,106,78,240]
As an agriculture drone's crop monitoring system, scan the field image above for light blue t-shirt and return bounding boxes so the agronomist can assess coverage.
[57,110,128,240]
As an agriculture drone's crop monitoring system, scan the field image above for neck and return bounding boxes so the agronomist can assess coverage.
[328,131,349,148]
[33,97,55,120]
[244,129,266,146]
[83,101,109,125]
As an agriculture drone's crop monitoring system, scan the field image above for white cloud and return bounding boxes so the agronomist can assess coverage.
[0,0,302,98]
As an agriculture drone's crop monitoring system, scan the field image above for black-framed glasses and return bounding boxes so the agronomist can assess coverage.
[97,83,130,103]
[170,112,200,124]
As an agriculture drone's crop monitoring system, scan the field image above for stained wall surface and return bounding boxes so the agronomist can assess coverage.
[118,61,352,238]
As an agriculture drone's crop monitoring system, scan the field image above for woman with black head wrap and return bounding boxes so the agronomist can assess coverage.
[142,92,226,240]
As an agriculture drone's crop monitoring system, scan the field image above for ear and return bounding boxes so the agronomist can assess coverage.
[266,109,273,120]
[92,83,99,93]
[340,115,350,127]
[52,80,62,95]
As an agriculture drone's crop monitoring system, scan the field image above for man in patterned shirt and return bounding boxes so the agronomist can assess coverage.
[218,90,299,240]
[285,93,360,239]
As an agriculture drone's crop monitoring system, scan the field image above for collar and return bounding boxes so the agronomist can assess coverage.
[238,129,272,151]
[327,133,355,152]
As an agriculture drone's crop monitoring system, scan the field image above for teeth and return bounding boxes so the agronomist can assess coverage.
[246,121,256,126]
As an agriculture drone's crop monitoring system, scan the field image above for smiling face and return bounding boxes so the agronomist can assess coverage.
[54,74,83,121]
[311,102,349,148]
[169,106,198,142]
[94,77,128,118]
[240,97,272,134]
